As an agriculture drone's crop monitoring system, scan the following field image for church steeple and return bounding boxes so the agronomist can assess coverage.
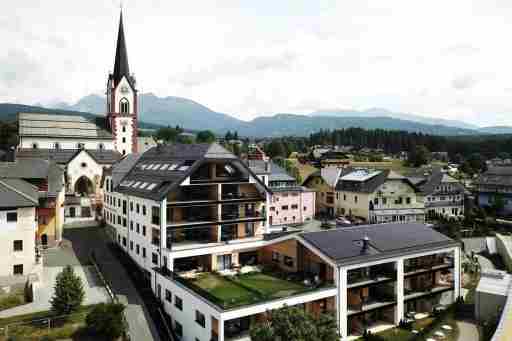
[113,10,130,87]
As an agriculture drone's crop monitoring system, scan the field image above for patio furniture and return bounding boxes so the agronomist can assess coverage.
[434,330,446,338]
[441,325,453,332]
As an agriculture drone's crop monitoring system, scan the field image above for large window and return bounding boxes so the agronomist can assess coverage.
[195,310,206,328]
[13,264,23,275]
[152,206,160,225]
[120,98,129,114]
[175,296,183,310]
[13,240,23,252]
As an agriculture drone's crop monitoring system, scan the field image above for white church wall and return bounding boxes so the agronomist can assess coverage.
[20,137,114,151]
[67,151,105,193]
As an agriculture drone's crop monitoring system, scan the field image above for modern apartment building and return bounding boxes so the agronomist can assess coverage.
[334,169,425,224]
[0,179,40,282]
[104,144,460,341]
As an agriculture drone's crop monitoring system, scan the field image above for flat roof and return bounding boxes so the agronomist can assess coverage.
[477,270,512,296]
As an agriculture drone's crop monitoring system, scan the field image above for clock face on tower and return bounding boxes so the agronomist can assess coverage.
[120,86,129,94]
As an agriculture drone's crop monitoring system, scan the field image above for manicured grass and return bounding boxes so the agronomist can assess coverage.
[0,305,99,341]
[0,288,26,312]
[191,272,310,308]
[192,273,259,307]
[234,273,306,298]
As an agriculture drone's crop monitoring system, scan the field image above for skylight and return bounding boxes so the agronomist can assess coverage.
[160,164,169,170]
[153,164,161,170]
[169,164,178,171]
[140,164,147,170]
[139,182,148,189]
[178,165,189,171]
[132,181,141,188]
[147,183,157,190]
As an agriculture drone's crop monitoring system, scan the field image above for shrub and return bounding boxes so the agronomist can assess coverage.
[86,302,127,340]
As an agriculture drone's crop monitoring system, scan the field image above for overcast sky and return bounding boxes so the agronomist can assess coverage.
[3,1,512,126]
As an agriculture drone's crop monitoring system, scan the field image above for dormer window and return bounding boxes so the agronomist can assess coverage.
[54,142,60,150]
[120,98,129,114]
[32,143,38,149]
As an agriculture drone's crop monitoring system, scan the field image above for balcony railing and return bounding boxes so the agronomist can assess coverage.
[348,269,396,287]
[168,227,218,248]
[347,294,396,314]
[404,258,453,275]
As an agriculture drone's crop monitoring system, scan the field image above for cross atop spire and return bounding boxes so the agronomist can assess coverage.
[112,9,130,87]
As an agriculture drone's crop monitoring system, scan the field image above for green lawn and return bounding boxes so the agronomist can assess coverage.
[0,288,26,312]
[190,272,310,308]
[234,273,307,298]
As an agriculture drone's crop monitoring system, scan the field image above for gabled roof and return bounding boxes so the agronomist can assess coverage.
[111,153,141,187]
[116,143,270,200]
[16,148,122,165]
[300,223,458,266]
[336,169,389,193]
[0,159,64,196]
[0,178,39,207]
[18,113,112,139]
[475,166,512,187]
[416,169,464,195]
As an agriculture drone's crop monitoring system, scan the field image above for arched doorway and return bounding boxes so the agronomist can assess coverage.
[74,176,94,196]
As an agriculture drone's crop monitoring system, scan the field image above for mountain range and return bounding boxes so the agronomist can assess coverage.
[2,93,512,137]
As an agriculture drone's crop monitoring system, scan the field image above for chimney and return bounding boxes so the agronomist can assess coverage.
[362,235,370,251]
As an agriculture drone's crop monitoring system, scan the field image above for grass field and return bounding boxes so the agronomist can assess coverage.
[0,288,26,312]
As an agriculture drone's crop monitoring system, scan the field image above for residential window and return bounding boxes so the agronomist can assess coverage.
[122,137,126,143]
[195,310,206,328]
[118,198,121,207]
[142,225,146,236]
[122,218,127,227]
[291,204,298,209]
[142,247,146,258]
[383,198,387,205]
[282,205,289,210]
[354,196,358,203]
[406,197,411,204]
[13,240,23,252]
[165,289,172,303]
[130,221,134,230]
[152,252,158,265]
[152,228,160,246]
[13,264,23,275]
[6,212,17,222]
[272,251,280,262]
[136,244,140,255]
[122,200,127,214]
[136,223,140,233]
[174,321,183,337]
[152,206,160,225]
[130,241,133,250]
[284,256,294,267]
[245,223,254,236]
[270,207,276,211]
[130,202,133,211]
[343,194,347,201]
[143,205,147,216]
[175,296,183,310]
[122,237,126,246]
[374,198,379,205]
[303,206,307,211]
[136,204,140,214]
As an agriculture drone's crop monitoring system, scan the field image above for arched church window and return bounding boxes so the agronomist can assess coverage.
[54,142,60,150]
[77,143,84,150]
[98,143,105,151]
[32,143,38,149]
[120,98,129,114]
[122,126,126,133]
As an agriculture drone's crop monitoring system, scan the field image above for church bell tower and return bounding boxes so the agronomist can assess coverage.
[106,10,138,155]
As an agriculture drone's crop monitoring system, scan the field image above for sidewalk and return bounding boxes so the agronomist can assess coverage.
[457,320,479,341]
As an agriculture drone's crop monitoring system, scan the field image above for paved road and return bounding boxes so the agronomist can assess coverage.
[476,254,496,271]
[457,320,479,341]
[63,226,161,341]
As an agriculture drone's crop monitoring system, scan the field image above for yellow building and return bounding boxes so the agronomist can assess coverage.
[335,169,425,223]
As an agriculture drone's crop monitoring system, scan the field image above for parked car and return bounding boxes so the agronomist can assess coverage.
[336,216,352,227]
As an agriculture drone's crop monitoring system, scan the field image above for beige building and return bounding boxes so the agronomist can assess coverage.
[334,169,425,223]
[0,179,40,282]
[303,167,346,217]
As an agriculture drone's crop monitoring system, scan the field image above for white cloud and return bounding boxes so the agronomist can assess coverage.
[2,0,512,126]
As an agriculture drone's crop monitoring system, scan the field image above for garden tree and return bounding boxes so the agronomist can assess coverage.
[50,265,85,315]
[196,130,216,143]
[155,126,181,142]
[250,306,339,341]
[225,131,233,141]
[407,145,431,167]
[265,140,287,158]
[86,302,127,340]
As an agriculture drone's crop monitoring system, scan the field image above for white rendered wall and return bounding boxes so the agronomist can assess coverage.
[0,207,37,278]
[67,151,104,192]
[20,137,114,150]
[113,116,134,156]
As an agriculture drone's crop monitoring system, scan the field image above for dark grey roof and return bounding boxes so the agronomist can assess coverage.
[0,178,39,207]
[18,113,112,139]
[16,149,122,165]
[475,166,512,187]
[112,11,131,88]
[416,169,464,195]
[335,169,388,193]
[116,143,270,200]
[0,159,64,196]
[246,160,270,175]
[301,223,458,266]
[111,153,141,187]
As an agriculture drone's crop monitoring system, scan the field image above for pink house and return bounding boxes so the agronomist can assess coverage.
[248,160,315,230]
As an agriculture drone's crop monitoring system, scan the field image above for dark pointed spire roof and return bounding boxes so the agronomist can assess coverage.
[113,11,130,87]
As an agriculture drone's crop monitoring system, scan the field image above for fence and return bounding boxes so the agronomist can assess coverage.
[89,250,117,303]
[0,310,89,340]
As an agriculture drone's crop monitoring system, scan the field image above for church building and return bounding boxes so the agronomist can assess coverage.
[15,11,138,222]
